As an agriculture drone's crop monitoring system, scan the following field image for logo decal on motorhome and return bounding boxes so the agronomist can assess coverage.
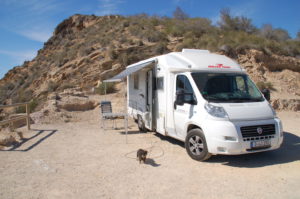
[208,64,231,68]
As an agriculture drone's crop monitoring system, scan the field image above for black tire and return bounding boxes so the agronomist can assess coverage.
[137,115,147,132]
[185,128,211,161]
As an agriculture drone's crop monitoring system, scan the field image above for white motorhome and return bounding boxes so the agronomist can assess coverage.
[106,49,283,161]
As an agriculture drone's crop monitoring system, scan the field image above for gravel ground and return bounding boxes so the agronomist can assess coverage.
[0,109,299,199]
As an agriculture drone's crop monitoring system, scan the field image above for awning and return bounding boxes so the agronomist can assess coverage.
[104,59,156,82]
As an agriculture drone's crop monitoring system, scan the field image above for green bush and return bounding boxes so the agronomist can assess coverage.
[95,82,116,95]
[256,81,276,91]
[107,46,118,60]
[12,89,33,104]
[154,42,169,54]
[117,53,129,66]
[0,86,7,104]
[61,83,75,90]
[168,24,185,37]
[48,81,59,92]
[144,30,167,43]
[15,99,39,113]
[128,24,143,36]
[5,83,15,90]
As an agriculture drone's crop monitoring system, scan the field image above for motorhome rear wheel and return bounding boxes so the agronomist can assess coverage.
[137,115,147,132]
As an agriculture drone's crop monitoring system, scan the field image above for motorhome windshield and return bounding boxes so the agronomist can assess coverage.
[191,72,264,103]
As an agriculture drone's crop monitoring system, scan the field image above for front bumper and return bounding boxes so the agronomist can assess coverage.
[203,118,283,155]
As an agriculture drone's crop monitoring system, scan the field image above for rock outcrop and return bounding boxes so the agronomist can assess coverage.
[30,88,99,124]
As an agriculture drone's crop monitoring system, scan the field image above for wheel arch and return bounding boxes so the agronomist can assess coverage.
[187,124,203,134]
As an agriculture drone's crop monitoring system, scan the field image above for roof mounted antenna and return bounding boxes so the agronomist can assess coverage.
[182,49,210,53]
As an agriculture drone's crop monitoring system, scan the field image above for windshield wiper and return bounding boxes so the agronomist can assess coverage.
[228,97,263,102]
[249,98,264,102]
[205,96,228,102]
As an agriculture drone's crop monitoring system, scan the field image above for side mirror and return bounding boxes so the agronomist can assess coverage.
[262,89,270,101]
[174,90,197,109]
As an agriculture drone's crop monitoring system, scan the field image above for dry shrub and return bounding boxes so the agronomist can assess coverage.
[2,136,17,146]
[95,82,116,95]
[58,101,97,111]
[61,83,75,90]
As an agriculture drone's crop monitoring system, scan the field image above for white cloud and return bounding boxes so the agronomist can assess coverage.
[11,24,54,42]
[0,50,37,64]
[2,0,62,15]
[230,1,258,18]
[95,0,124,16]
[18,27,53,43]
[0,0,62,42]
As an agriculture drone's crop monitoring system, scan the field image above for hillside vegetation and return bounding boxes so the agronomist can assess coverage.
[0,10,299,111]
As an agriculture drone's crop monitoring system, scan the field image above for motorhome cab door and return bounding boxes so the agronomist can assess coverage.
[173,74,195,139]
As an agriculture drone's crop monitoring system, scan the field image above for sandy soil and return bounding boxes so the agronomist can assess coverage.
[0,105,299,198]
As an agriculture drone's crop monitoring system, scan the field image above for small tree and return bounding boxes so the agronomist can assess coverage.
[173,6,189,20]
[218,8,235,30]
[238,16,256,34]
[218,8,256,33]
[260,24,273,39]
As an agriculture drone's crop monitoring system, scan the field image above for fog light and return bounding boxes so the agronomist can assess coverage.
[224,136,237,141]
[217,147,226,152]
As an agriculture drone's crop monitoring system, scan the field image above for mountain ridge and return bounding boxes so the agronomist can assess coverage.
[0,14,299,111]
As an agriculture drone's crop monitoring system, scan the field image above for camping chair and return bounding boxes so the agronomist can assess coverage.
[100,101,116,129]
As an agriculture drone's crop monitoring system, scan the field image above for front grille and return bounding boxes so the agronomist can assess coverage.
[240,124,275,138]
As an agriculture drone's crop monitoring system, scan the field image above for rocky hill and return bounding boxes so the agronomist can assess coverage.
[0,14,299,111]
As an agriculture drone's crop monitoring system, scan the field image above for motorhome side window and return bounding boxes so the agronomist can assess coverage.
[133,74,139,89]
[156,77,164,90]
[176,75,194,102]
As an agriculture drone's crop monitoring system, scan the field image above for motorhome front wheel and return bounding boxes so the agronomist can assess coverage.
[185,129,211,161]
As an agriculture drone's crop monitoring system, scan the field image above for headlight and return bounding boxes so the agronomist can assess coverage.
[204,103,228,118]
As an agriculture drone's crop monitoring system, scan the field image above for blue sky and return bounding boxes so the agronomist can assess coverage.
[0,0,299,79]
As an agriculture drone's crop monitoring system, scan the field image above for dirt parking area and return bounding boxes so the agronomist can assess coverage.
[0,109,299,199]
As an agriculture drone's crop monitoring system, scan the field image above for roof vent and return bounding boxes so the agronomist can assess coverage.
[182,49,210,53]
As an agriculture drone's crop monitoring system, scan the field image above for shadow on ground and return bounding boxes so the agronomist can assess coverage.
[145,158,161,167]
[154,133,185,147]
[154,132,300,168]
[119,130,147,135]
[0,129,57,152]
